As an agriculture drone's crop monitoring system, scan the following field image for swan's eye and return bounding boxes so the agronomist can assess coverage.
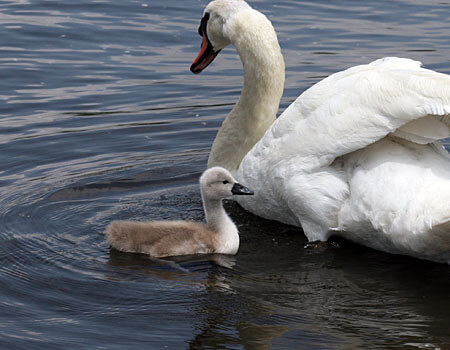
[222,180,229,184]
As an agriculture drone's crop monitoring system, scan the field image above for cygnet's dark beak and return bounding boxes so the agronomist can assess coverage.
[231,183,254,196]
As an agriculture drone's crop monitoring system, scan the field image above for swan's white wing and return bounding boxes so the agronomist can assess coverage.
[237,57,450,242]
[264,57,450,171]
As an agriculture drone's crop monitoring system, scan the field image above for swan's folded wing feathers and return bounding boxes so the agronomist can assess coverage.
[237,58,450,235]
[392,116,450,144]
[268,57,450,170]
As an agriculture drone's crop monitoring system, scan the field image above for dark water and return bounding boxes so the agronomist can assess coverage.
[1,0,449,348]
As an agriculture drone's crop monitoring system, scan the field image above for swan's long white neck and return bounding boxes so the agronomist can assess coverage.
[207,9,285,173]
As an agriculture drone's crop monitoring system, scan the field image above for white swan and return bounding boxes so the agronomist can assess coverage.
[190,0,450,263]
[106,167,253,258]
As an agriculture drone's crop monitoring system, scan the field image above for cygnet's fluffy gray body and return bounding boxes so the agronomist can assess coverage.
[105,167,253,257]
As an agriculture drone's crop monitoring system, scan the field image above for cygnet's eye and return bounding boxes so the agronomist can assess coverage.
[222,180,229,184]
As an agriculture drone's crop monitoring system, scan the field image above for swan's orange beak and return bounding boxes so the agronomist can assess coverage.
[190,33,220,74]
[191,13,221,74]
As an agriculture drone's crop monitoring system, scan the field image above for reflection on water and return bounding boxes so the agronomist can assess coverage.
[105,209,450,349]
[0,0,449,348]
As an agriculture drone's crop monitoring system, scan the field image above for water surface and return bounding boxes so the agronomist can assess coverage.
[0,0,449,349]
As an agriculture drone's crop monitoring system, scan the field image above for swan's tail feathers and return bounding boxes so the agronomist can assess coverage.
[391,114,450,144]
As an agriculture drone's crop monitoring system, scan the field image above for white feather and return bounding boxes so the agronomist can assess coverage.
[195,1,450,263]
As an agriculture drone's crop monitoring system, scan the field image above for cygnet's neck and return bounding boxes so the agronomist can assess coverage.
[203,197,236,234]
[203,196,239,254]
[207,9,285,173]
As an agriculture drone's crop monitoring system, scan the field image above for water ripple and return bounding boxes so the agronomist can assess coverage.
[0,0,449,348]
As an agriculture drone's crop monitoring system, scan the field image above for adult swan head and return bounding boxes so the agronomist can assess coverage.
[191,0,285,173]
[190,0,450,264]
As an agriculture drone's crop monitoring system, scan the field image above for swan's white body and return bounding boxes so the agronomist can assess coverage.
[191,0,450,263]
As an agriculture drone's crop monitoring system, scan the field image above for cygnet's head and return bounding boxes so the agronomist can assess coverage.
[200,166,253,201]
[190,0,251,74]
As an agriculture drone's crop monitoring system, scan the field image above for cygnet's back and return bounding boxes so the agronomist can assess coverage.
[105,167,253,257]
